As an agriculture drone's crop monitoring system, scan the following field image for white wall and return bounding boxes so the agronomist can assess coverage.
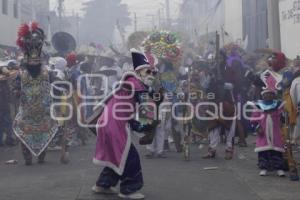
[224,0,243,42]
[279,0,300,58]
[0,0,21,47]
[21,0,34,23]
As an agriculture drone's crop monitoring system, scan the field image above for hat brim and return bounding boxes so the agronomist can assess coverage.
[135,64,151,71]
[261,90,277,95]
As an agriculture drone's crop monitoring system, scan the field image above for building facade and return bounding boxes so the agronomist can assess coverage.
[222,0,269,52]
[0,0,50,49]
[280,0,300,58]
[0,0,20,49]
[223,0,243,44]
[242,0,268,52]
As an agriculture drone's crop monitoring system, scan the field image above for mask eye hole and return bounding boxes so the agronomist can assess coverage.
[145,69,157,76]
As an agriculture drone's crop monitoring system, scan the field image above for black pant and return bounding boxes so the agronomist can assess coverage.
[0,110,13,144]
[96,145,143,195]
[258,150,285,171]
[21,143,46,162]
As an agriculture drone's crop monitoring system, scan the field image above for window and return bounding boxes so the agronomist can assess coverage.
[2,0,8,15]
[13,0,18,18]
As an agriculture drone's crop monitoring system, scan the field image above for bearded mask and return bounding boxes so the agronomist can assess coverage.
[137,67,157,87]
[131,49,158,87]
[17,22,45,66]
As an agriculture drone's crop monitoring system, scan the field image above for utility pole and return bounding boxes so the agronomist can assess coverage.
[116,20,126,47]
[76,13,80,44]
[267,0,281,50]
[165,0,171,28]
[158,9,161,29]
[134,12,137,32]
[47,15,51,40]
[215,31,221,80]
[152,15,156,30]
[147,14,156,30]
[206,24,209,47]
[58,0,64,31]
[221,26,225,46]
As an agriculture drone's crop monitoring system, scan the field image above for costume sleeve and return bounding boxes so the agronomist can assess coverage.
[12,74,21,98]
[125,76,146,92]
[128,119,156,133]
[249,110,264,134]
[250,110,261,123]
[249,105,263,126]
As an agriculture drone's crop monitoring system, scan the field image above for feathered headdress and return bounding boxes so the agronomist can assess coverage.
[16,22,42,49]
[66,52,77,66]
[145,51,158,68]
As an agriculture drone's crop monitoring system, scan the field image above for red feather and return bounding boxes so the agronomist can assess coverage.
[18,23,30,38]
[16,38,24,49]
[17,23,30,49]
[31,22,39,31]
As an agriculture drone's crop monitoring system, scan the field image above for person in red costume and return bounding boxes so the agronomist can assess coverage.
[268,52,286,72]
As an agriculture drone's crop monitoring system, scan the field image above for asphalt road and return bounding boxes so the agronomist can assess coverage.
[0,135,300,200]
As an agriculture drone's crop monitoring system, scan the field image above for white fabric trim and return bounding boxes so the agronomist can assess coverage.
[130,48,142,54]
[261,90,277,95]
[266,114,273,146]
[226,118,236,148]
[135,64,151,71]
[93,125,132,176]
[255,146,285,153]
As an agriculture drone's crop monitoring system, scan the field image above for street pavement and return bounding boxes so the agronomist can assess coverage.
[1,135,300,200]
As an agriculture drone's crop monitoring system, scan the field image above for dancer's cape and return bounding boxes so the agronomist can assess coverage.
[86,71,145,134]
[89,72,148,175]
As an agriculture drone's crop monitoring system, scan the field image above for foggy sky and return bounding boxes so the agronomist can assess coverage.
[50,0,182,31]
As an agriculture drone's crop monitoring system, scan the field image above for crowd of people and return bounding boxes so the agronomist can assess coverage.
[1,23,300,199]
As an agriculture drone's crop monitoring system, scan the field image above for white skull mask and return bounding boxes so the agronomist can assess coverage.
[137,67,157,87]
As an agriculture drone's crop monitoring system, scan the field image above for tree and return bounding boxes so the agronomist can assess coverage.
[79,0,131,46]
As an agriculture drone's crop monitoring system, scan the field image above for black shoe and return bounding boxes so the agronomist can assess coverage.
[38,152,46,164]
[157,153,167,159]
[164,141,170,151]
[37,160,45,164]
[145,152,155,159]
[238,141,248,148]
[5,138,17,146]
[25,160,33,166]
[38,156,46,164]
